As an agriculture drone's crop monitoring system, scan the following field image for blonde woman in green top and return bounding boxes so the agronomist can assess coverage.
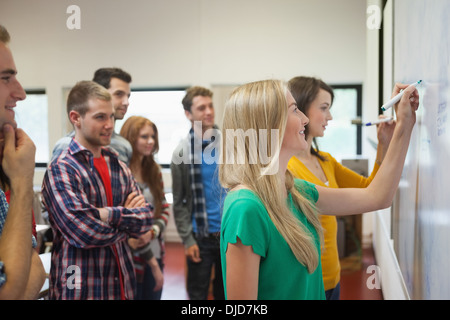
[219,79,419,300]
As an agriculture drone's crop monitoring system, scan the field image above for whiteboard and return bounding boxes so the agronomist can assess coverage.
[393,0,450,299]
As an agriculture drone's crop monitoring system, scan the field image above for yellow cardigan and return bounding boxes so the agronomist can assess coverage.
[288,151,379,291]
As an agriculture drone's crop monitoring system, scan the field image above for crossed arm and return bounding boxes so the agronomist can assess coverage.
[42,161,153,249]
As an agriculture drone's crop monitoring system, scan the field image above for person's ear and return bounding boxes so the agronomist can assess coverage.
[184,109,193,122]
[69,110,82,128]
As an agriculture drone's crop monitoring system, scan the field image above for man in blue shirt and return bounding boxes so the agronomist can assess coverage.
[171,86,225,300]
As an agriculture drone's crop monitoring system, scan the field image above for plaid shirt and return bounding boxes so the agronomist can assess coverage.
[42,139,153,300]
[0,190,9,289]
[0,189,37,290]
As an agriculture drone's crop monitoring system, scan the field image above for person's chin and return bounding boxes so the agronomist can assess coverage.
[114,113,125,121]
[203,122,214,130]
[100,137,111,146]
[1,119,18,129]
[0,121,16,139]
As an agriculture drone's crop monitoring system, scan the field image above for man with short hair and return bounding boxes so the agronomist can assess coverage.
[0,24,45,300]
[42,80,153,299]
[52,67,133,164]
[171,86,225,300]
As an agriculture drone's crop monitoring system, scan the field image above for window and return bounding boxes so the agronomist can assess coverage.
[315,85,362,158]
[114,88,189,166]
[15,89,49,166]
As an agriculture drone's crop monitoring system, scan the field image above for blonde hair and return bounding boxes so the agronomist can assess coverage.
[0,25,10,44]
[219,79,323,273]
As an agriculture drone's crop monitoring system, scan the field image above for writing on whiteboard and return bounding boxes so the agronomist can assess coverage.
[437,102,447,136]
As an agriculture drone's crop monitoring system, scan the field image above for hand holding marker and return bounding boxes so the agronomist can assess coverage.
[381,80,422,111]
[352,80,422,126]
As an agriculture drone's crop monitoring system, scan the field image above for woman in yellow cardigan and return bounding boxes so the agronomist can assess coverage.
[287,76,395,300]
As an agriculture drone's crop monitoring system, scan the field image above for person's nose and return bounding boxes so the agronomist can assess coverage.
[105,116,114,129]
[327,110,333,121]
[12,78,26,102]
[123,95,129,107]
[300,110,309,126]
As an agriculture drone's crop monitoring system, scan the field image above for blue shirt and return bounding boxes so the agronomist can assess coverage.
[201,158,224,233]
[192,141,225,234]
[0,189,9,288]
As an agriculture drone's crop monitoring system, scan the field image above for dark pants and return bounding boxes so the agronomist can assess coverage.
[187,235,224,300]
[325,282,341,300]
[135,259,164,300]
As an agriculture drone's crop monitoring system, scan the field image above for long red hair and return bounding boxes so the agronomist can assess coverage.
[120,116,163,218]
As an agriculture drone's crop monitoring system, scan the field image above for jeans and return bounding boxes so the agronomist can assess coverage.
[135,259,164,300]
[325,282,341,300]
[186,234,224,300]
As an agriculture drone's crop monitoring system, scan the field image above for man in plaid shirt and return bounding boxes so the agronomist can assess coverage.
[42,81,153,299]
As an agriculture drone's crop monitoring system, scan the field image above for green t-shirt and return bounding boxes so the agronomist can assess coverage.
[220,179,325,300]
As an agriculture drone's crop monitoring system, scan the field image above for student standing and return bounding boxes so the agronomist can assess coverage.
[219,79,418,299]
[52,67,133,165]
[42,81,153,300]
[171,86,225,300]
[287,76,395,299]
[0,24,45,299]
[121,116,169,300]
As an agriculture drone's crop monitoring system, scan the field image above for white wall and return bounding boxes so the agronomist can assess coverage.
[1,0,367,149]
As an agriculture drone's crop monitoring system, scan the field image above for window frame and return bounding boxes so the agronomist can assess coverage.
[117,87,188,168]
[17,89,49,168]
[329,84,363,155]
